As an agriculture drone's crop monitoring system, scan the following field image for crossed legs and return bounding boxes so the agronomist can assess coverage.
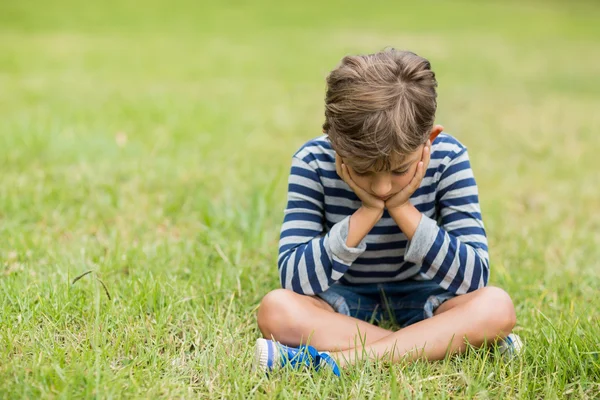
[257,286,516,367]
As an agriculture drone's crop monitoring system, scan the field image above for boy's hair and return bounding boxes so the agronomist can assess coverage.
[323,49,437,172]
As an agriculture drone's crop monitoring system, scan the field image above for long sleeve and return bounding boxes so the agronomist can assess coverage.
[278,157,367,295]
[404,148,489,295]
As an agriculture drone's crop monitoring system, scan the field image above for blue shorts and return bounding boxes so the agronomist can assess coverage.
[316,280,455,328]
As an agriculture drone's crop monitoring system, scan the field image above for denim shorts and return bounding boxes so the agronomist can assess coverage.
[316,280,455,328]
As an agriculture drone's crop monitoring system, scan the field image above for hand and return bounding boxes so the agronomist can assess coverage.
[335,154,385,211]
[385,140,432,211]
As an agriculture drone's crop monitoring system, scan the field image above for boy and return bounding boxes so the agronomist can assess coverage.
[254,49,521,375]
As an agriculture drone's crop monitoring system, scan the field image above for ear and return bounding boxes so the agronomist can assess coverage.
[429,124,444,143]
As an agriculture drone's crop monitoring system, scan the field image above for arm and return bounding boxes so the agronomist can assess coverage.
[393,148,489,295]
[278,157,377,295]
[347,206,383,247]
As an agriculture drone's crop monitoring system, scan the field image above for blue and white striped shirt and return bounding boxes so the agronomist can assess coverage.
[278,133,489,296]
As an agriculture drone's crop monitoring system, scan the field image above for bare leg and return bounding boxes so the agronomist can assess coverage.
[257,288,393,351]
[331,286,516,367]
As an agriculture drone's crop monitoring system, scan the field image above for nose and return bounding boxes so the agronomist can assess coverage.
[371,174,392,198]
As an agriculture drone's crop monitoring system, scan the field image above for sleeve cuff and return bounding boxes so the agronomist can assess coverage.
[404,215,439,264]
[328,216,367,264]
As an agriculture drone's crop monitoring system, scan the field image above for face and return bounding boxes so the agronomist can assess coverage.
[343,145,424,201]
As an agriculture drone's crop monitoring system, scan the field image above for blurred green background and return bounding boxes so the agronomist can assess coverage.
[1,0,599,398]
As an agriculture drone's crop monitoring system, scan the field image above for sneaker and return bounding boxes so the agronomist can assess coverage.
[317,352,341,376]
[254,338,340,376]
[498,333,523,360]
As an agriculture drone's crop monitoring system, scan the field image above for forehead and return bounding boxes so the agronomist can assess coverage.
[345,149,421,171]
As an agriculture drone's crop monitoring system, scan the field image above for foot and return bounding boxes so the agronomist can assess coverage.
[253,338,340,376]
[498,333,523,360]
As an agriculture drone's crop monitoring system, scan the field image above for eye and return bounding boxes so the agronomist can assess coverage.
[354,170,371,177]
[392,169,409,176]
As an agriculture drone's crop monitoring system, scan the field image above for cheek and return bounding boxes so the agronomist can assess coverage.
[351,175,372,192]
[392,167,418,188]
[392,176,412,188]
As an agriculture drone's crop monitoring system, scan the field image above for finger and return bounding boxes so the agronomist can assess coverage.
[422,141,431,170]
[419,140,430,160]
[341,164,354,187]
[341,164,357,191]
[342,164,363,194]
[404,161,425,193]
[416,160,425,182]
[335,154,343,178]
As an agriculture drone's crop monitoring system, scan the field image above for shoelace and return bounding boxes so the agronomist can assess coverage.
[282,344,340,376]
[286,345,318,369]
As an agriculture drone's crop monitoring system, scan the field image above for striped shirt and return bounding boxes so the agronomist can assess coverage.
[278,133,489,296]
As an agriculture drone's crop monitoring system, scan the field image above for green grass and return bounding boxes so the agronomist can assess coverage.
[1,0,599,398]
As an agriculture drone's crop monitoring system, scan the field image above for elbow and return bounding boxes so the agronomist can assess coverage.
[277,252,291,289]
[482,261,490,288]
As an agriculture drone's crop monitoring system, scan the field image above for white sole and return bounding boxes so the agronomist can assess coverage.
[499,333,524,360]
[253,338,270,372]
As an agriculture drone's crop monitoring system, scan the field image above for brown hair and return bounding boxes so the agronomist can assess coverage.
[323,49,437,172]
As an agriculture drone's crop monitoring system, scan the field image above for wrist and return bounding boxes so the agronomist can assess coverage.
[388,202,422,240]
[359,205,384,219]
[346,206,383,248]
[387,200,412,215]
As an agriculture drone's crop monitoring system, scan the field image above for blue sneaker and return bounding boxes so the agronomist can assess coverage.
[317,352,341,376]
[254,338,341,376]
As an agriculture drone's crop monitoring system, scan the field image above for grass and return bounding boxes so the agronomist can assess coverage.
[0,0,599,398]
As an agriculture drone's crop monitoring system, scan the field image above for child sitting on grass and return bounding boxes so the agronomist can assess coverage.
[254,49,521,375]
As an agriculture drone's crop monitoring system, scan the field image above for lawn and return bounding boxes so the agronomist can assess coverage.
[0,0,599,398]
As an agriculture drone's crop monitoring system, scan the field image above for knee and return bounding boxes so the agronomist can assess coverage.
[257,289,300,338]
[477,286,517,334]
